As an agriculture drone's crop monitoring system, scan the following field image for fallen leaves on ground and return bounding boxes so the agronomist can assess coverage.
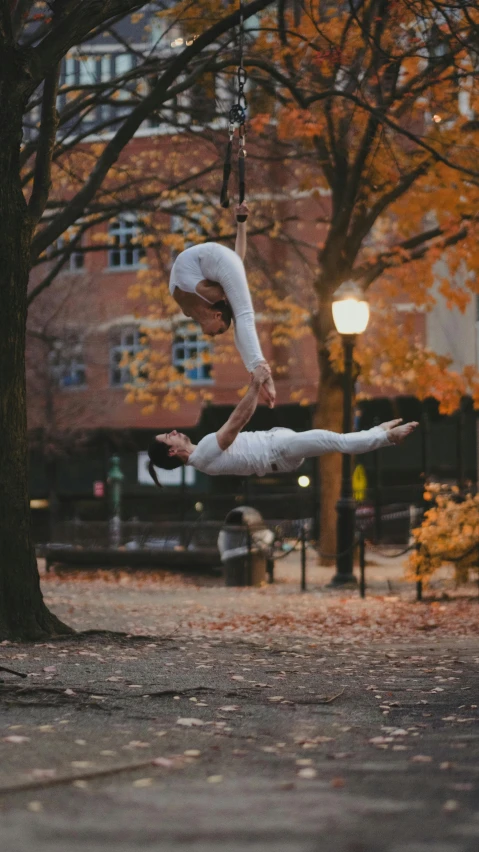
[3,735,30,744]
[35,558,479,643]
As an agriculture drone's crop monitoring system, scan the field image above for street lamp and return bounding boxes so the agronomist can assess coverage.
[330,282,370,586]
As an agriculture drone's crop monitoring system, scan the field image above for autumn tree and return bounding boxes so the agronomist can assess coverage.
[0,0,274,640]
[224,0,479,560]
[126,1,479,562]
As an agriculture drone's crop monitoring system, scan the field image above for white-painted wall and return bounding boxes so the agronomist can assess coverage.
[425,260,477,370]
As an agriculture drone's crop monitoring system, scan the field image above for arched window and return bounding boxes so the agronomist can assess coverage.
[49,334,86,388]
[110,326,147,387]
[108,216,145,269]
[172,324,213,383]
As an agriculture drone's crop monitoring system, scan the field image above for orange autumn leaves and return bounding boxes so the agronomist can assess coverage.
[409,483,479,585]
[29,0,479,418]
[242,2,479,413]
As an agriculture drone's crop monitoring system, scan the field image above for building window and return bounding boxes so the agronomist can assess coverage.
[59,52,136,124]
[61,55,97,123]
[172,324,213,383]
[110,327,146,387]
[49,335,86,388]
[101,53,135,110]
[55,232,85,271]
[170,202,214,260]
[108,216,145,269]
[170,206,200,259]
[61,52,136,87]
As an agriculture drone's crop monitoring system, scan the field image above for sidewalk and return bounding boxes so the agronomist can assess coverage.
[0,561,478,851]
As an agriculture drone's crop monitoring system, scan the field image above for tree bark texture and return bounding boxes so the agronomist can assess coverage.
[0,61,72,640]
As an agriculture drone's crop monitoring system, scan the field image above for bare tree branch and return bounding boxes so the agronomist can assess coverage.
[30,0,274,261]
[304,88,479,180]
[348,161,429,256]
[355,221,473,287]
[30,1,145,79]
[29,0,269,83]
[0,0,14,45]
[11,0,35,38]
[27,226,84,305]
[28,61,61,225]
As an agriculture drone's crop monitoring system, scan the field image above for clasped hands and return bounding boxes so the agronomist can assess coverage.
[251,362,276,408]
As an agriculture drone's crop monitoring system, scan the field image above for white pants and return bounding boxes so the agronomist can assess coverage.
[269,426,391,472]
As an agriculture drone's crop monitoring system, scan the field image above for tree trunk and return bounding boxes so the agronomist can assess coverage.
[315,353,344,567]
[312,303,344,566]
[0,76,72,640]
[46,457,60,542]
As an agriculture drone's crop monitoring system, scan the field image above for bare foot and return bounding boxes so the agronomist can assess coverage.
[384,420,419,445]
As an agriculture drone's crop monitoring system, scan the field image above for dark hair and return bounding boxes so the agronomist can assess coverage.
[147,437,183,488]
[212,300,232,332]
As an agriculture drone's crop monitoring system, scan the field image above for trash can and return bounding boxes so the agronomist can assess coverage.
[218,506,274,586]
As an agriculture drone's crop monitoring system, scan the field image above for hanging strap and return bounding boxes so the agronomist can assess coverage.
[220,136,233,208]
[238,156,246,206]
[238,125,246,205]
[220,0,247,208]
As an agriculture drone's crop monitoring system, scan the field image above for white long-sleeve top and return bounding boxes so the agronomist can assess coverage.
[169,242,264,372]
[188,426,392,477]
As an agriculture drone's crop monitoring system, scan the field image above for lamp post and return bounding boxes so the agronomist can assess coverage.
[330,282,370,586]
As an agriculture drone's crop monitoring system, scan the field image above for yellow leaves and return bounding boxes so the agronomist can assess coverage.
[290,390,309,405]
[268,220,282,240]
[141,234,157,248]
[409,484,479,585]
[90,143,106,159]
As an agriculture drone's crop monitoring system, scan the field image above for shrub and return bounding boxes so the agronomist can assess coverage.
[408,483,479,586]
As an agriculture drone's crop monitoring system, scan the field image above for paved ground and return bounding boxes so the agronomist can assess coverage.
[0,554,478,852]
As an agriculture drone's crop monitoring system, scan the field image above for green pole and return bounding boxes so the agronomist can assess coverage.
[108,455,124,548]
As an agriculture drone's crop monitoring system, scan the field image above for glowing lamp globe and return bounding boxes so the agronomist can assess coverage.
[298,475,310,488]
[332,283,370,336]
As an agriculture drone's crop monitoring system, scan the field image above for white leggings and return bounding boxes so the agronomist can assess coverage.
[271,426,391,471]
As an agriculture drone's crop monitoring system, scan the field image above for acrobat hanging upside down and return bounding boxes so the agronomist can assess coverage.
[169,202,276,409]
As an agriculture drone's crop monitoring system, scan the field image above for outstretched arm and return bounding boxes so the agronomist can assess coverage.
[234,202,248,261]
[216,365,270,450]
[215,212,276,406]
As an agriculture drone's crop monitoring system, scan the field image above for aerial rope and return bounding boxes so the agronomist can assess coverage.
[220,0,247,213]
